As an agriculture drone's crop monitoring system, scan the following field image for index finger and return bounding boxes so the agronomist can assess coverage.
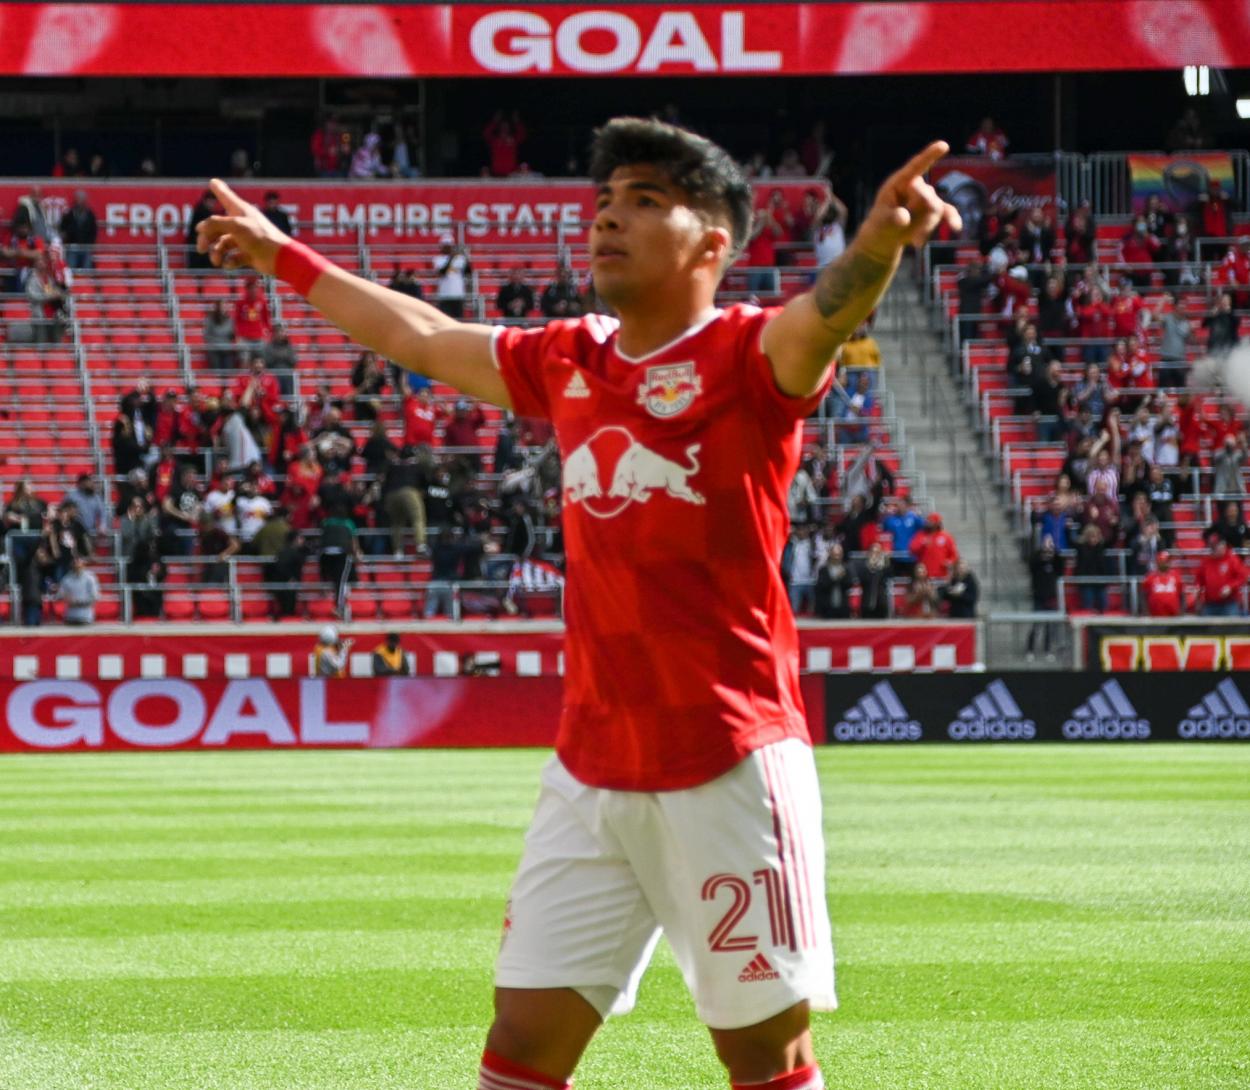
[209,177,250,217]
[892,140,951,184]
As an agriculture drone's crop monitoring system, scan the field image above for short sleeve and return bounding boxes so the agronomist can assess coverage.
[738,306,835,427]
[492,324,558,421]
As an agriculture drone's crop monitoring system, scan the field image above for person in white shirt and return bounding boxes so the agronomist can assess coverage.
[433,233,472,319]
[233,480,272,545]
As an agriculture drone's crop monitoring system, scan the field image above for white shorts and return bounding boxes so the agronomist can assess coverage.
[495,738,836,1030]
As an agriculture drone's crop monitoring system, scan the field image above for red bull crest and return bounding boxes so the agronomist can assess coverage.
[636,361,702,418]
[562,426,704,519]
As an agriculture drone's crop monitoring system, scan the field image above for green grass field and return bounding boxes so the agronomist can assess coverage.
[1,745,1248,1090]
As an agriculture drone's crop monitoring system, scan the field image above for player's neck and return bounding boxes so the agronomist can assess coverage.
[614,301,719,360]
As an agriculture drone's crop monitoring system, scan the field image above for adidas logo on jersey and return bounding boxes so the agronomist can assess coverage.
[1180,677,1250,739]
[738,953,780,983]
[1062,679,1150,740]
[833,681,922,743]
[947,679,1037,741]
[564,371,590,398]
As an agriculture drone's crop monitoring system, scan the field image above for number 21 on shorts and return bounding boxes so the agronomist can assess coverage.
[701,868,794,953]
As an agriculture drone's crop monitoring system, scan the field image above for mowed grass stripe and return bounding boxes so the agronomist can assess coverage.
[4,920,1250,981]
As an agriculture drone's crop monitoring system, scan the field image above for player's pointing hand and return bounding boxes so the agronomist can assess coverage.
[195,178,289,276]
[856,141,962,264]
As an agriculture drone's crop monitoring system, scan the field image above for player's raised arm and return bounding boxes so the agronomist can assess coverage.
[195,179,512,409]
[761,141,962,397]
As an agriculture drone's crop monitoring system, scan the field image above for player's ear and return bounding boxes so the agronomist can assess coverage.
[701,224,732,269]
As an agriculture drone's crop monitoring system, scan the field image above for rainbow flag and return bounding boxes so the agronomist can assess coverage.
[1128,152,1234,213]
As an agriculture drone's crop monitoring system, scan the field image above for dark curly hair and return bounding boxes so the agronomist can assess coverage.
[588,117,753,261]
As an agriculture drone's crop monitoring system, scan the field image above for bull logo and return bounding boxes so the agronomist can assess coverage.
[562,426,704,519]
[637,361,701,418]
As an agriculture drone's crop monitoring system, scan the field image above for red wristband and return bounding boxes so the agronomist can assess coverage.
[274,240,333,297]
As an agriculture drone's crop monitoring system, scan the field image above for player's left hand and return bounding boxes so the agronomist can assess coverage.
[855,141,962,264]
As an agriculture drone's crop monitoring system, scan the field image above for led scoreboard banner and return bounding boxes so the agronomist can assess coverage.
[0,2,1242,77]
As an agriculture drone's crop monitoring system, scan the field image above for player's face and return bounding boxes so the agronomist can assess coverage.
[590,165,724,308]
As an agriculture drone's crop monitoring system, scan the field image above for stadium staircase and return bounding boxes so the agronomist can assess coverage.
[874,264,1030,608]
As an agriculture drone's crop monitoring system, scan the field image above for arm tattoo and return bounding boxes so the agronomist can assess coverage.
[811,247,897,337]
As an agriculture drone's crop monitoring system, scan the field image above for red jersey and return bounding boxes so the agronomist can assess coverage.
[1198,551,1248,605]
[1077,302,1115,340]
[402,396,438,447]
[494,305,828,791]
[1111,295,1145,338]
[233,295,271,341]
[910,528,959,580]
[1221,248,1250,287]
[1144,570,1182,616]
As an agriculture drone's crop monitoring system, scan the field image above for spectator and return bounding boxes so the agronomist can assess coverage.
[1035,495,1073,554]
[424,527,462,618]
[319,505,362,609]
[503,496,536,561]
[161,464,202,555]
[269,408,308,476]
[1160,218,1199,287]
[1026,537,1063,659]
[311,407,356,474]
[1076,288,1115,363]
[1143,550,1183,616]
[391,123,419,179]
[349,132,387,179]
[196,511,239,584]
[60,189,97,270]
[1203,292,1241,356]
[840,323,881,393]
[1220,237,1250,309]
[956,258,994,342]
[1007,323,1052,410]
[233,277,272,356]
[1110,283,1150,340]
[313,625,353,678]
[233,479,272,549]
[743,151,772,180]
[1195,180,1230,240]
[63,474,105,538]
[56,555,99,626]
[1119,217,1160,284]
[443,398,486,451]
[812,192,849,267]
[260,191,292,234]
[111,393,150,476]
[1017,206,1054,269]
[402,386,438,450]
[1064,202,1097,267]
[371,632,410,676]
[744,197,785,294]
[774,149,806,178]
[4,479,45,539]
[270,529,308,617]
[232,354,280,414]
[263,322,298,397]
[433,234,471,319]
[44,501,92,581]
[540,266,582,319]
[389,265,424,300]
[1165,106,1210,152]
[856,539,892,619]
[496,267,536,319]
[132,559,166,620]
[1197,534,1248,616]
[882,494,925,569]
[25,252,66,343]
[1032,360,1070,443]
[965,116,1008,159]
[186,190,221,269]
[1129,513,1165,576]
[1213,434,1247,498]
[484,111,526,177]
[219,395,262,472]
[52,147,83,177]
[787,459,819,525]
[940,558,979,618]
[833,372,874,445]
[1205,500,1248,551]
[119,495,159,575]
[1157,294,1194,388]
[311,116,347,178]
[814,542,854,619]
[901,562,938,618]
[1074,522,1109,612]
[1036,276,1073,341]
[910,512,958,581]
[382,447,427,558]
[1083,475,1120,543]
[350,350,389,421]
[1072,364,1111,420]
[204,300,236,370]
[18,543,54,626]
[361,420,396,477]
[1146,464,1177,539]
[13,185,50,241]
[783,524,816,615]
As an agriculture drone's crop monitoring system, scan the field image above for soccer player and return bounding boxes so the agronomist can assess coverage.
[197,118,959,1090]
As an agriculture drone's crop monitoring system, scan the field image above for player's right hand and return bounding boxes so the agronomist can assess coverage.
[196,178,288,276]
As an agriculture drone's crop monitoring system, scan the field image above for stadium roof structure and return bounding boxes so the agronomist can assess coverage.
[0,1,1245,78]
